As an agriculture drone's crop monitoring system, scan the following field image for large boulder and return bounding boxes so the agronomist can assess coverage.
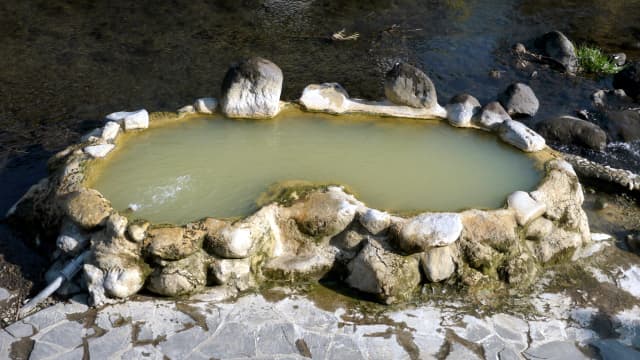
[446,94,481,127]
[146,250,209,296]
[420,245,458,282]
[498,83,539,117]
[384,62,438,108]
[392,213,463,254]
[601,110,640,142]
[498,120,546,152]
[145,227,201,261]
[535,116,607,151]
[288,187,359,238]
[613,61,640,100]
[534,31,578,74]
[61,189,112,229]
[345,239,421,304]
[220,57,283,118]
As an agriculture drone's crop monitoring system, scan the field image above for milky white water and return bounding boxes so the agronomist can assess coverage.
[90,114,541,224]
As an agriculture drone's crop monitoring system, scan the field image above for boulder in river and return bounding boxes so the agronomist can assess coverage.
[613,61,640,100]
[534,31,578,74]
[446,94,481,127]
[536,115,607,151]
[384,62,438,108]
[221,57,283,118]
[498,83,539,117]
[601,109,640,142]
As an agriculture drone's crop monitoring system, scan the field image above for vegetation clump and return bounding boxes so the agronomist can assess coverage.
[576,45,623,75]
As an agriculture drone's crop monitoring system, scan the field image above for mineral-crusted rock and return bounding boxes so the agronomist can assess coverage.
[106,213,128,239]
[208,258,251,286]
[123,110,149,130]
[62,189,112,229]
[498,83,539,117]
[384,62,438,108]
[420,245,458,282]
[392,213,463,254]
[206,226,254,259]
[446,94,481,127]
[532,228,582,263]
[194,97,218,114]
[507,191,547,226]
[262,250,336,282]
[56,220,89,254]
[103,266,146,299]
[535,31,578,74]
[498,119,546,152]
[345,239,421,304]
[127,222,149,243]
[475,101,511,130]
[147,250,209,296]
[503,252,537,285]
[460,209,518,252]
[289,187,359,238]
[525,217,554,240]
[358,208,391,235]
[101,121,121,142]
[83,144,115,158]
[299,83,351,114]
[177,105,195,114]
[220,57,283,118]
[145,227,200,261]
[83,264,112,306]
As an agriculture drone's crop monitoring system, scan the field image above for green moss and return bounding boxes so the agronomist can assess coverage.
[576,45,623,75]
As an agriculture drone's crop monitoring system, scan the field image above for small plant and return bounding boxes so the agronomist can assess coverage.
[576,45,623,75]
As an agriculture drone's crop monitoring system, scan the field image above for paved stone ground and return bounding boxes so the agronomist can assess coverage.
[2,243,640,359]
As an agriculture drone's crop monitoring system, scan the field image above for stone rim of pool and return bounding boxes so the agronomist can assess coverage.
[7,59,590,308]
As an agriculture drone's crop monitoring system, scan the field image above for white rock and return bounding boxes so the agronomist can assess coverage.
[299,83,351,114]
[101,121,121,142]
[105,111,133,122]
[591,233,613,242]
[359,208,391,235]
[177,105,195,114]
[103,267,145,299]
[194,97,218,114]
[84,144,115,158]
[123,109,149,130]
[617,266,640,298]
[398,213,463,252]
[56,221,89,254]
[507,191,547,226]
[498,119,546,152]
[421,245,457,282]
[445,94,481,128]
[216,226,254,259]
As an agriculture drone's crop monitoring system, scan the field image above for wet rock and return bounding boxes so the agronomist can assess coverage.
[299,83,351,114]
[591,339,640,360]
[83,144,115,158]
[508,191,546,226]
[498,83,539,117]
[498,119,546,152]
[220,57,283,118]
[601,109,640,142]
[358,208,391,235]
[626,233,640,254]
[384,62,437,108]
[445,94,481,127]
[289,187,359,238]
[591,89,635,108]
[534,31,578,74]
[194,97,218,114]
[535,116,607,151]
[345,239,421,304]
[206,225,256,259]
[525,217,554,240]
[62,188,112,229]
[392,213,463,254]
[56,220,89,254]
[147,250,209,296]
[420,244,457,282]
[613,61,640,100]
[475,101,511,130]
[145,227,200,261]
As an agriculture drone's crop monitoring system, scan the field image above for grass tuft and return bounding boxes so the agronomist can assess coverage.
[576,45,623,75]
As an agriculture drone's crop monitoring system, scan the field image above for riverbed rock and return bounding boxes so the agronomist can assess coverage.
[358,208,391,235]
[475,101,511,130]
[345,239,421,304]
[299,83,351,114]
[289,187,359,238]
[145,227,200,261]
[508,191,546,226]
[147,250,209,297]
[498,119,546,152]
[62,189,112,229]
[445,94,481,127]
[420,245,457,282]
[220,57,283,118]
[535,116,607,151]
[613,61,640,100]
[392,213,463,254]
[498,83,539,117]
[384,62,437,108]
[83,144,115,158]
[601,110,640,142]
[194,97,218,114]
[534,31,578,74]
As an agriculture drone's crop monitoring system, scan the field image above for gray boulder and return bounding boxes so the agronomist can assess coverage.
[601,110,640,142]
[535,116,607,151]
[420,245,457,282]
[534,31,578,74]
[498,83,539,117]
[220,57,283,118]
[445,94,481,127]
[498,120,546,152]
[384,62,438,108]
[475,101,511,130]
[613,61,640,100]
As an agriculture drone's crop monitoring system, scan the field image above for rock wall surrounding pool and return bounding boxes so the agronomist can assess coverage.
[6,58,590,306]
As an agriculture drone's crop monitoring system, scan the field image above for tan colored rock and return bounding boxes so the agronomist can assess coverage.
[145,227,200,261]
[345,240,421,304]
[262,250,336,282]
[209,258,252,286]
[525,217,554,240]
[460,209,518,252]
[127,222,149,243]
[62,188,112,229]
[534,228,582,263]
[420,245,458,282]
[289,187,359,238]
[146,250,209,296]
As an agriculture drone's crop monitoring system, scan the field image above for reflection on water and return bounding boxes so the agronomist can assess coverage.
[90,114,541,224]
